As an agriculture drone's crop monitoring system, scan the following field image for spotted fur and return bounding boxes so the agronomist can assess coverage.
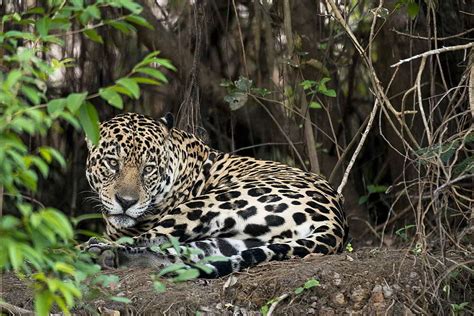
[85,113,348,277]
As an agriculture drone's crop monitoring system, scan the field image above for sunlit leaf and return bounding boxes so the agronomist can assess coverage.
[66,92,87,113]
[108,20,135,34]
[309,101,322,109]
[172,268,199,282]
[110,296,132,304]
[83,29,103,43]
[47,98,67,115]
[78,102,100,145]
[36,17,51,37]
[158,263,187,276]
[135,67,168,83]
[125,15,153,29]
[99,88,123,109]
[116,78,140,99]
[35,291,53,316]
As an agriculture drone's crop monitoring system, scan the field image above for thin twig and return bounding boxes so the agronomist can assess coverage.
[231,142,304,154]
[337,100,380,195]
[415,56,432,144]
[391,42,474,68]
[231,0,249,77]
[253,96,308,171]
[392,28,474,41]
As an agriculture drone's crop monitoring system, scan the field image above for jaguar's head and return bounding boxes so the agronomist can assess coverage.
[86,113,174,229]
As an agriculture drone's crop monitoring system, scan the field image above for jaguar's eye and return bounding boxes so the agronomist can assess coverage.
[143,165,154,174]
[106,158,119,170]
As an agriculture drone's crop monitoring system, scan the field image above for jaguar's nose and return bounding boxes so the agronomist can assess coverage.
[115,194,138,211]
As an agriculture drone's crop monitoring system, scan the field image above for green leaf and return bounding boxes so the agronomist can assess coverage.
[42,209,74,240]
[135,67,168,83]
[54,262,76,275]
[125,15,153,29]
[8,242,24,270]
[358,195,369,205]
[320,89,336,97]
[35,291,53,316]
[21,85,41,104]
[47,98,67,115]
[99,88,123,109]
[39,147,66,168]
[116,78,140,99]
[303,278,320,289]
[30,156,49,178]
[4,69,22,89]
[36,17,51,37]
[108,20,135,34]
[169,236,181,255]
[66,92,87,113]
[85,5,101,19]
[407,2,419,19]
[115,0,142,14]
[131,77,161,85]
[172,268,200,282]
[309,101,322,109]
[4,30,36,40]
[110,296,132,304]
[78,102,100,145]
[300,80,316,90]
[154,58,176,71]
[153,281,166,293]
[0,215,20,230]
[294,287,304,294]
[200,255,228,263]
[19,169,38,191]
[83,29,103,43]
[158,263,187,276]
[192,263,213,274]
[235,76,253,91]
[367,184,388,194]
[111,85,134,97]
[116,236,134,245]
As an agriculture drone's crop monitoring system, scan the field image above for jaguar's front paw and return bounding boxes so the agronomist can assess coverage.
[82,238,119,269]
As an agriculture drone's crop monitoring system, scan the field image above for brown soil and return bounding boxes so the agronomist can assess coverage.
[1,248,446,315]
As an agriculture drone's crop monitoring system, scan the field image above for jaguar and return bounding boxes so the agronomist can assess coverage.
[84,112,348,277]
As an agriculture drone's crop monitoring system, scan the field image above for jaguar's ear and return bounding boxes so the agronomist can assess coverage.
[160,112,174,130]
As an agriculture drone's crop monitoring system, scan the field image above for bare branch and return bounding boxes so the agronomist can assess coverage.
[391,42,474,68]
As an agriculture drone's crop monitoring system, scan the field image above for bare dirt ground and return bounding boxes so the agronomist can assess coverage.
[4,247,468,315]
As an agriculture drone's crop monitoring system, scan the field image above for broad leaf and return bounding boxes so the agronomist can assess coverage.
[78,102,100,145]
[116,78,140,99]
[99,88,123,109]
[66,92,87,113]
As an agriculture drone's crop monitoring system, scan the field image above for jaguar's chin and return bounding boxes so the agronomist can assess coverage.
[107,214,137,229]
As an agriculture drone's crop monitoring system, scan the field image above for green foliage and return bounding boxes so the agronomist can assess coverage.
[416,133,474,177]
[0,1,174,314]
[345,242,354,253]
[300,77,337,98]
[395,0,420,19]
[300,77,336,111]
[222,76,271,111]
[152,236,228,286]
[260,278,320,315]
[0,203,101,315]
[358,184,388,205]
[294,278,320,294]
[451,302,469,315]
[395,224,415,241]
